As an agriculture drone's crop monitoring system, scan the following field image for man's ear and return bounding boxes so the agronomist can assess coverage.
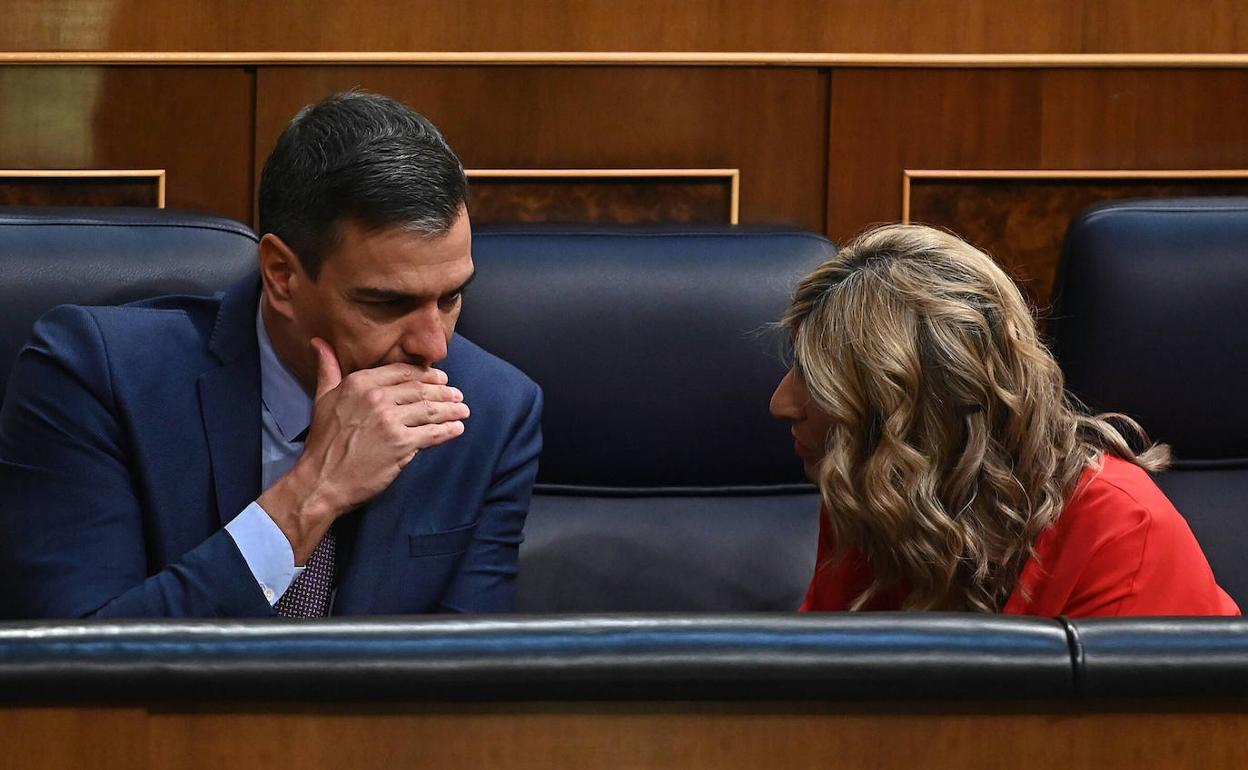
[258,234,305,320]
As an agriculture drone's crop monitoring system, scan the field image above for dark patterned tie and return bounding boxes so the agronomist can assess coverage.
[274,425,335,618]
[273,530,335,617]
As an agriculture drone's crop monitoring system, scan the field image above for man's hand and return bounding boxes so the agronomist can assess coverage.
[258,337,469,563]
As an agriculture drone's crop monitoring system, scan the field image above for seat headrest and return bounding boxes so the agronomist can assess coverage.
[0,207,257,404]
[1051,198,1248,466]
[460,226,835,490]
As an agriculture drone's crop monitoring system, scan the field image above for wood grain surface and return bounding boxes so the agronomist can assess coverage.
[826,68,1248,248]
[2,702,1247,770]
[470,177,734,225]
[254,67,828,231]
[907,176,1248,307]
[0,66,254,221]
[3,0,1248,54]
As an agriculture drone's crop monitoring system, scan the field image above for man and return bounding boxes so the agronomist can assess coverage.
[0,91,542,617]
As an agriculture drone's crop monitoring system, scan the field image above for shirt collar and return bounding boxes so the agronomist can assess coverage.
[256,301,313,443]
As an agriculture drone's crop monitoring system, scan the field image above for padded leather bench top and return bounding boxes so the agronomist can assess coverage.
[1069,617,1248,698]
[0,614,1072,702]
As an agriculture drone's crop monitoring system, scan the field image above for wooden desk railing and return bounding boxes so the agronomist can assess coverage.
[1,615,1245,770]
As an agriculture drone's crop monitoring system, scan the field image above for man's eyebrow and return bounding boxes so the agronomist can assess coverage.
[446,270,477,298]
[352,287,414,302]
[351,271,476,303]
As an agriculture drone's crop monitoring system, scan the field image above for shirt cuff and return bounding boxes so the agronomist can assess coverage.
[225,501,305,605]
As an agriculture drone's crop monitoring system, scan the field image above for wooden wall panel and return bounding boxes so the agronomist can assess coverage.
[826,69,1045,242]
[3,0,1247,54]
[907,175,1248,306]
[827,68,1248,284]
[1083,1,1245,54]
[469,177,735,225]
[0,66,254,222]
[254,67,827,231]
[0,174,161,207]
[1037,70,1248,168]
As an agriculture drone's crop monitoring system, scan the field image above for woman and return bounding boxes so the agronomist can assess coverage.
[771,224,1238,616]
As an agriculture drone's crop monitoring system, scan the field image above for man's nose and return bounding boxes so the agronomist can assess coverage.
[400,304,450,366]
[770,369,802,421]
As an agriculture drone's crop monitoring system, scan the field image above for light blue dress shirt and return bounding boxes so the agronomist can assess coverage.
[223,304,314,605]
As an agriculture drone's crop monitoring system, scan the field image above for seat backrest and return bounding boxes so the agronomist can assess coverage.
[0,213,825,612]
[0,207,258,406]
[1051,198,1248,606]
[462,227,832,611]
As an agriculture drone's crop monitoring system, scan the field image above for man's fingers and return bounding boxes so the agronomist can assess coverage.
[384,382,464,407]
[354,363,448,388]
[396,399,471,427]
[407,420,466,451]
[310,337,342,399]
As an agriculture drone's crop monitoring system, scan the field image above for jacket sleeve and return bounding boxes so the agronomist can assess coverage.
[0,305,272,618]
[437,381,543,613]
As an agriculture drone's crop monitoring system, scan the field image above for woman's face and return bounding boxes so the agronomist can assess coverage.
[770,367,835,482]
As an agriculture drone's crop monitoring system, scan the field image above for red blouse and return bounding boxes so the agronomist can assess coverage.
[799,455,1240,617]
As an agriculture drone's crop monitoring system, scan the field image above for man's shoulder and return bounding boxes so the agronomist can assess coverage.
[32,293,224,368]
[445,334,540,404]
[42,292,220,330]
[447,334,536,387]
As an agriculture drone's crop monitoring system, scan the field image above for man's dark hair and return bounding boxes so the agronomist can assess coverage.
[258,90,468,279]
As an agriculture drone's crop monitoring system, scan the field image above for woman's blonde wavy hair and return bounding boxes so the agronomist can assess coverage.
[783,224,1168,612]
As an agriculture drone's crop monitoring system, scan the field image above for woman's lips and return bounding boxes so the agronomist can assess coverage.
[793,435,814,459]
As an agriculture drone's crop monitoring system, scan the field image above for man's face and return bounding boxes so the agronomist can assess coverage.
[289,209,474,376]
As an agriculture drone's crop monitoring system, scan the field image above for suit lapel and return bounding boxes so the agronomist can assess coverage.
[198,276,263,527]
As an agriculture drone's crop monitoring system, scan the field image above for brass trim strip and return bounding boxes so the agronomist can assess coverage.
[1,51,1247,68]
[0,169,167,207]
[901,168,1248,223]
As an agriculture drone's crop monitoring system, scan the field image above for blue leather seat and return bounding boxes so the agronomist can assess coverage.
[464,227,832,611]
[0,211,830,612]
[0,207,257,406]
[1051,198,1248,607]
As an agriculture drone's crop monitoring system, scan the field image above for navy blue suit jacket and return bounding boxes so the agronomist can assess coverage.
[0,275,542,618]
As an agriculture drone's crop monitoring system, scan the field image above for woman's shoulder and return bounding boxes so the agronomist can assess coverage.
[1048,454,1240,617]
[1064,454,1175,535]
[1067,453,1230,571]
[1032,454,1183,587]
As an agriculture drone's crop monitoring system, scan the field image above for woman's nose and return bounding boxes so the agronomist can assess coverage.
[770,369,803,421]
